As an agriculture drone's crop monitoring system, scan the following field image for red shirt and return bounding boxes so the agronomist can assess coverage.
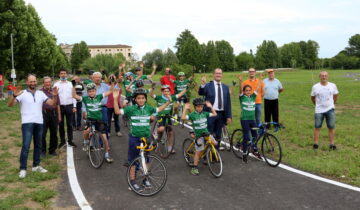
[0,74,4,86]
[160,74,176,95]
[106,87,122,109]
[7,85,16,91]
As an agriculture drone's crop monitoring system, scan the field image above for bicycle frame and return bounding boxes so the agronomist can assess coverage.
[136,138,155,175]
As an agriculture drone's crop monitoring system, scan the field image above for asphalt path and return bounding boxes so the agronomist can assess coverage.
[67,120,360,210]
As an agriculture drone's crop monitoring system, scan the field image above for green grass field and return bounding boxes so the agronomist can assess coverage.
[154,69,360,186]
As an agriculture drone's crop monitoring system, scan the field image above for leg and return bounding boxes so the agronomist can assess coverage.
[41,112,49,154]
[33,124,43,167]
[314,112,324,145]
[255,104,262,126]
[249,120,258,151]
[48,112,58,154]
[241,120,251,152]
[107,107,113,134]
[76,102,82,128]
[65,105,74,143]
[102,107,109,139]
[157,125,165,140]
[20,123,34,170]
[114,112,120,133]
[326,109,336,145]
[272,99,279,123]
[264,99,271,123]
[59,106,66,145]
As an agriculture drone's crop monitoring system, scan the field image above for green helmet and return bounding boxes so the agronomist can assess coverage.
[86,83,96,90]
[178,72,185,76]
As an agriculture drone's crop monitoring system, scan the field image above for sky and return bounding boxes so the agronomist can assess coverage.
[24,0,360,59]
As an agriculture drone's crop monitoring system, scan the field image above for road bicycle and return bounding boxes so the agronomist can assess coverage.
[84,120,105,169]
[220,125,231,151]
[230,122,284,167]
[127,137,167,196]
[182,132,223,177]
[151,114,178,159]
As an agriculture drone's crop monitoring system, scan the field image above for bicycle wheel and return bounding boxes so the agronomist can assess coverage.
[221,127,231,151]
[261,133,282,167]
[230,129,246,159]
[127,155,167,196]
[182,138,195,166]
[88,132,105,169]
[206,146,223,178]
[157,126,175,159]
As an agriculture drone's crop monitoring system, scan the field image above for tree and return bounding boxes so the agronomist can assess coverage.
[142,49,165,71]
[70,41,90,72]
[204,41,220,72]
[82,53,126,74]
[215,40,236,71]
[236,51,254,70]
[255,40,280,69]
[163,48,179,67]
[303,40,319,69]
[330,52,359,69]
[174,29,196,57]
[178,38,202,70]
[346,34,360,57]
[279,42,303,68]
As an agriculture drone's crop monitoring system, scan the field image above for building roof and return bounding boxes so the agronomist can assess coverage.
[88,44,132,48]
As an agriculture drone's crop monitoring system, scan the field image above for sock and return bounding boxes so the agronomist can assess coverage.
[105,152,109,158]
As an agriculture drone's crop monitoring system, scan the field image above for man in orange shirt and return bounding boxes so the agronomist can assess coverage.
[242,68,265,126]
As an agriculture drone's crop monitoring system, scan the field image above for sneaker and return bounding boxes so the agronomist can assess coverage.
[242,154,248,163]
[252,151,262,160]
[313,144,319,150]
[329,144,337,150]
[190,167,199,176]
[32,166,48,173]
[68,142,77,148]
[82,143,89,152]
[130,181,143,192]
[143,178,152,188]
[58,142,66,149]
[105,155,114,163]
[116,132,123,137]
[19,170,26,178]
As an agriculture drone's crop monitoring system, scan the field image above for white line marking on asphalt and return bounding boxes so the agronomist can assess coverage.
[179,121,360,192]
[67,146,93,210]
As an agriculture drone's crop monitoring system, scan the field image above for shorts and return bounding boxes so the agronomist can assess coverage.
[315,109,335,129]
[157,116,172,127]
[194,137,205,152]
[128,135,150,164]
[85,119,107,134]
[176,95,189,103]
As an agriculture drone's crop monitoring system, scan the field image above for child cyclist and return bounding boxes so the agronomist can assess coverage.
[238,73,264,163]
[173,71,194,119]
[113,88,172,191]
[181,98,217,176]
[72,83,114,163]
[149,85,187,154]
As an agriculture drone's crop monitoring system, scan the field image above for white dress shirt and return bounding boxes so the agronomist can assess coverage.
[54,80,76,107]
[213,81,224,111]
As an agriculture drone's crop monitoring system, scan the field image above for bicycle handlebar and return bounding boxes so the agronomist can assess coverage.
[136,137,155,151]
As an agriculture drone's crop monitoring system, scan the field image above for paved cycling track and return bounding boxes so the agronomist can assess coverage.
[57,121,360,210]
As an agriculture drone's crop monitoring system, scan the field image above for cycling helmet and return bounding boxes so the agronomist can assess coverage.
[125,72,132,77]
[193,98,205,106]
[178,72,185,76]
[135,80,144,88]
[161,85,171,91]
[133,88,147,99]
[86,83,96,90]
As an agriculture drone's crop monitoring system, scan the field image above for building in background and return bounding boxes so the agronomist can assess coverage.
[60,44,132,60]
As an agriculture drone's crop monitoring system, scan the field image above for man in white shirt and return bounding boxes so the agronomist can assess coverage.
[311,71,339,150]
[8,74,58,178]
[54,69,77,148]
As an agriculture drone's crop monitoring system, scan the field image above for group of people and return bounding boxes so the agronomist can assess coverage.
[5,63,339,183]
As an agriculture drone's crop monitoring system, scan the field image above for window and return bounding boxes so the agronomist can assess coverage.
[117,49,119,51]
[120,49,123,51]
[97,49,100,52]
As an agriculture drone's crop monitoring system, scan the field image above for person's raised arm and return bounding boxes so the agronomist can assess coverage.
[149,82,156,97]
[176,87,188,98]
[140,63,144,76]
[148,64,157,80]
[238,74,243,95]
[72,86,81,101]
[157,94,172,113]
[113,89,122,115]
[205,101,217,117]
[181,103,191,121]
[46,87,59,106]
[103,83,115,97]
[198,75,207,96]
[256,73,264,93]
[7,86,22,107]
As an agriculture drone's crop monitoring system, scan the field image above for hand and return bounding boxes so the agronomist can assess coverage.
[152,64,157,70]
[113,89,120,98]
[205,101,212,108]
[71,80,76,87]
[13,86,23,97]
[184,103,191,110]
[201,75,206,85]
[260,73,265,80]
[140,63,144,68]
[72,107,77,113]
[120,63,125,69]
[166,95,172,102]
[237,74,243,81]
[83,112,87,120]
[226,118,232,125]
[51,87,59,96]
[58,116,62,123]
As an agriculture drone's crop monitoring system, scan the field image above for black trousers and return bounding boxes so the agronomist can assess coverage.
[59,104,74,144]
[42,110,58,154]
[207,111,226,149]
[264,99,279,123]
[107,108,120,133]
[72,101,82,128]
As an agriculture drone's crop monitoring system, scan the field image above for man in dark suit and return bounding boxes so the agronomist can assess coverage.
[199,68,232,149]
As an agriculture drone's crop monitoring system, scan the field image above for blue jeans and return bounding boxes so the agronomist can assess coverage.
[315,109,335,129]
[255,104,262,126]
[241,120,258,152]
[101,106,109,138]
[20,123,43,170]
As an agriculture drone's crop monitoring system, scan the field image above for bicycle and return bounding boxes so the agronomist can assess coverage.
[220,125,231,151]
[127,137,167,196]
[151,114,177,159]
[230,122,284,167]
[85,120,105,169]
[182,132,223,177]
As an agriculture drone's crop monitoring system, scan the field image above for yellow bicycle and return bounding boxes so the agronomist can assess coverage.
[182,133,223,177]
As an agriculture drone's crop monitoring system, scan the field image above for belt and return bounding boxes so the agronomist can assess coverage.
[60,104,73,107]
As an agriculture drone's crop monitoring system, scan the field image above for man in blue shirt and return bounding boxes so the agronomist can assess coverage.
[263,69,283,124]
